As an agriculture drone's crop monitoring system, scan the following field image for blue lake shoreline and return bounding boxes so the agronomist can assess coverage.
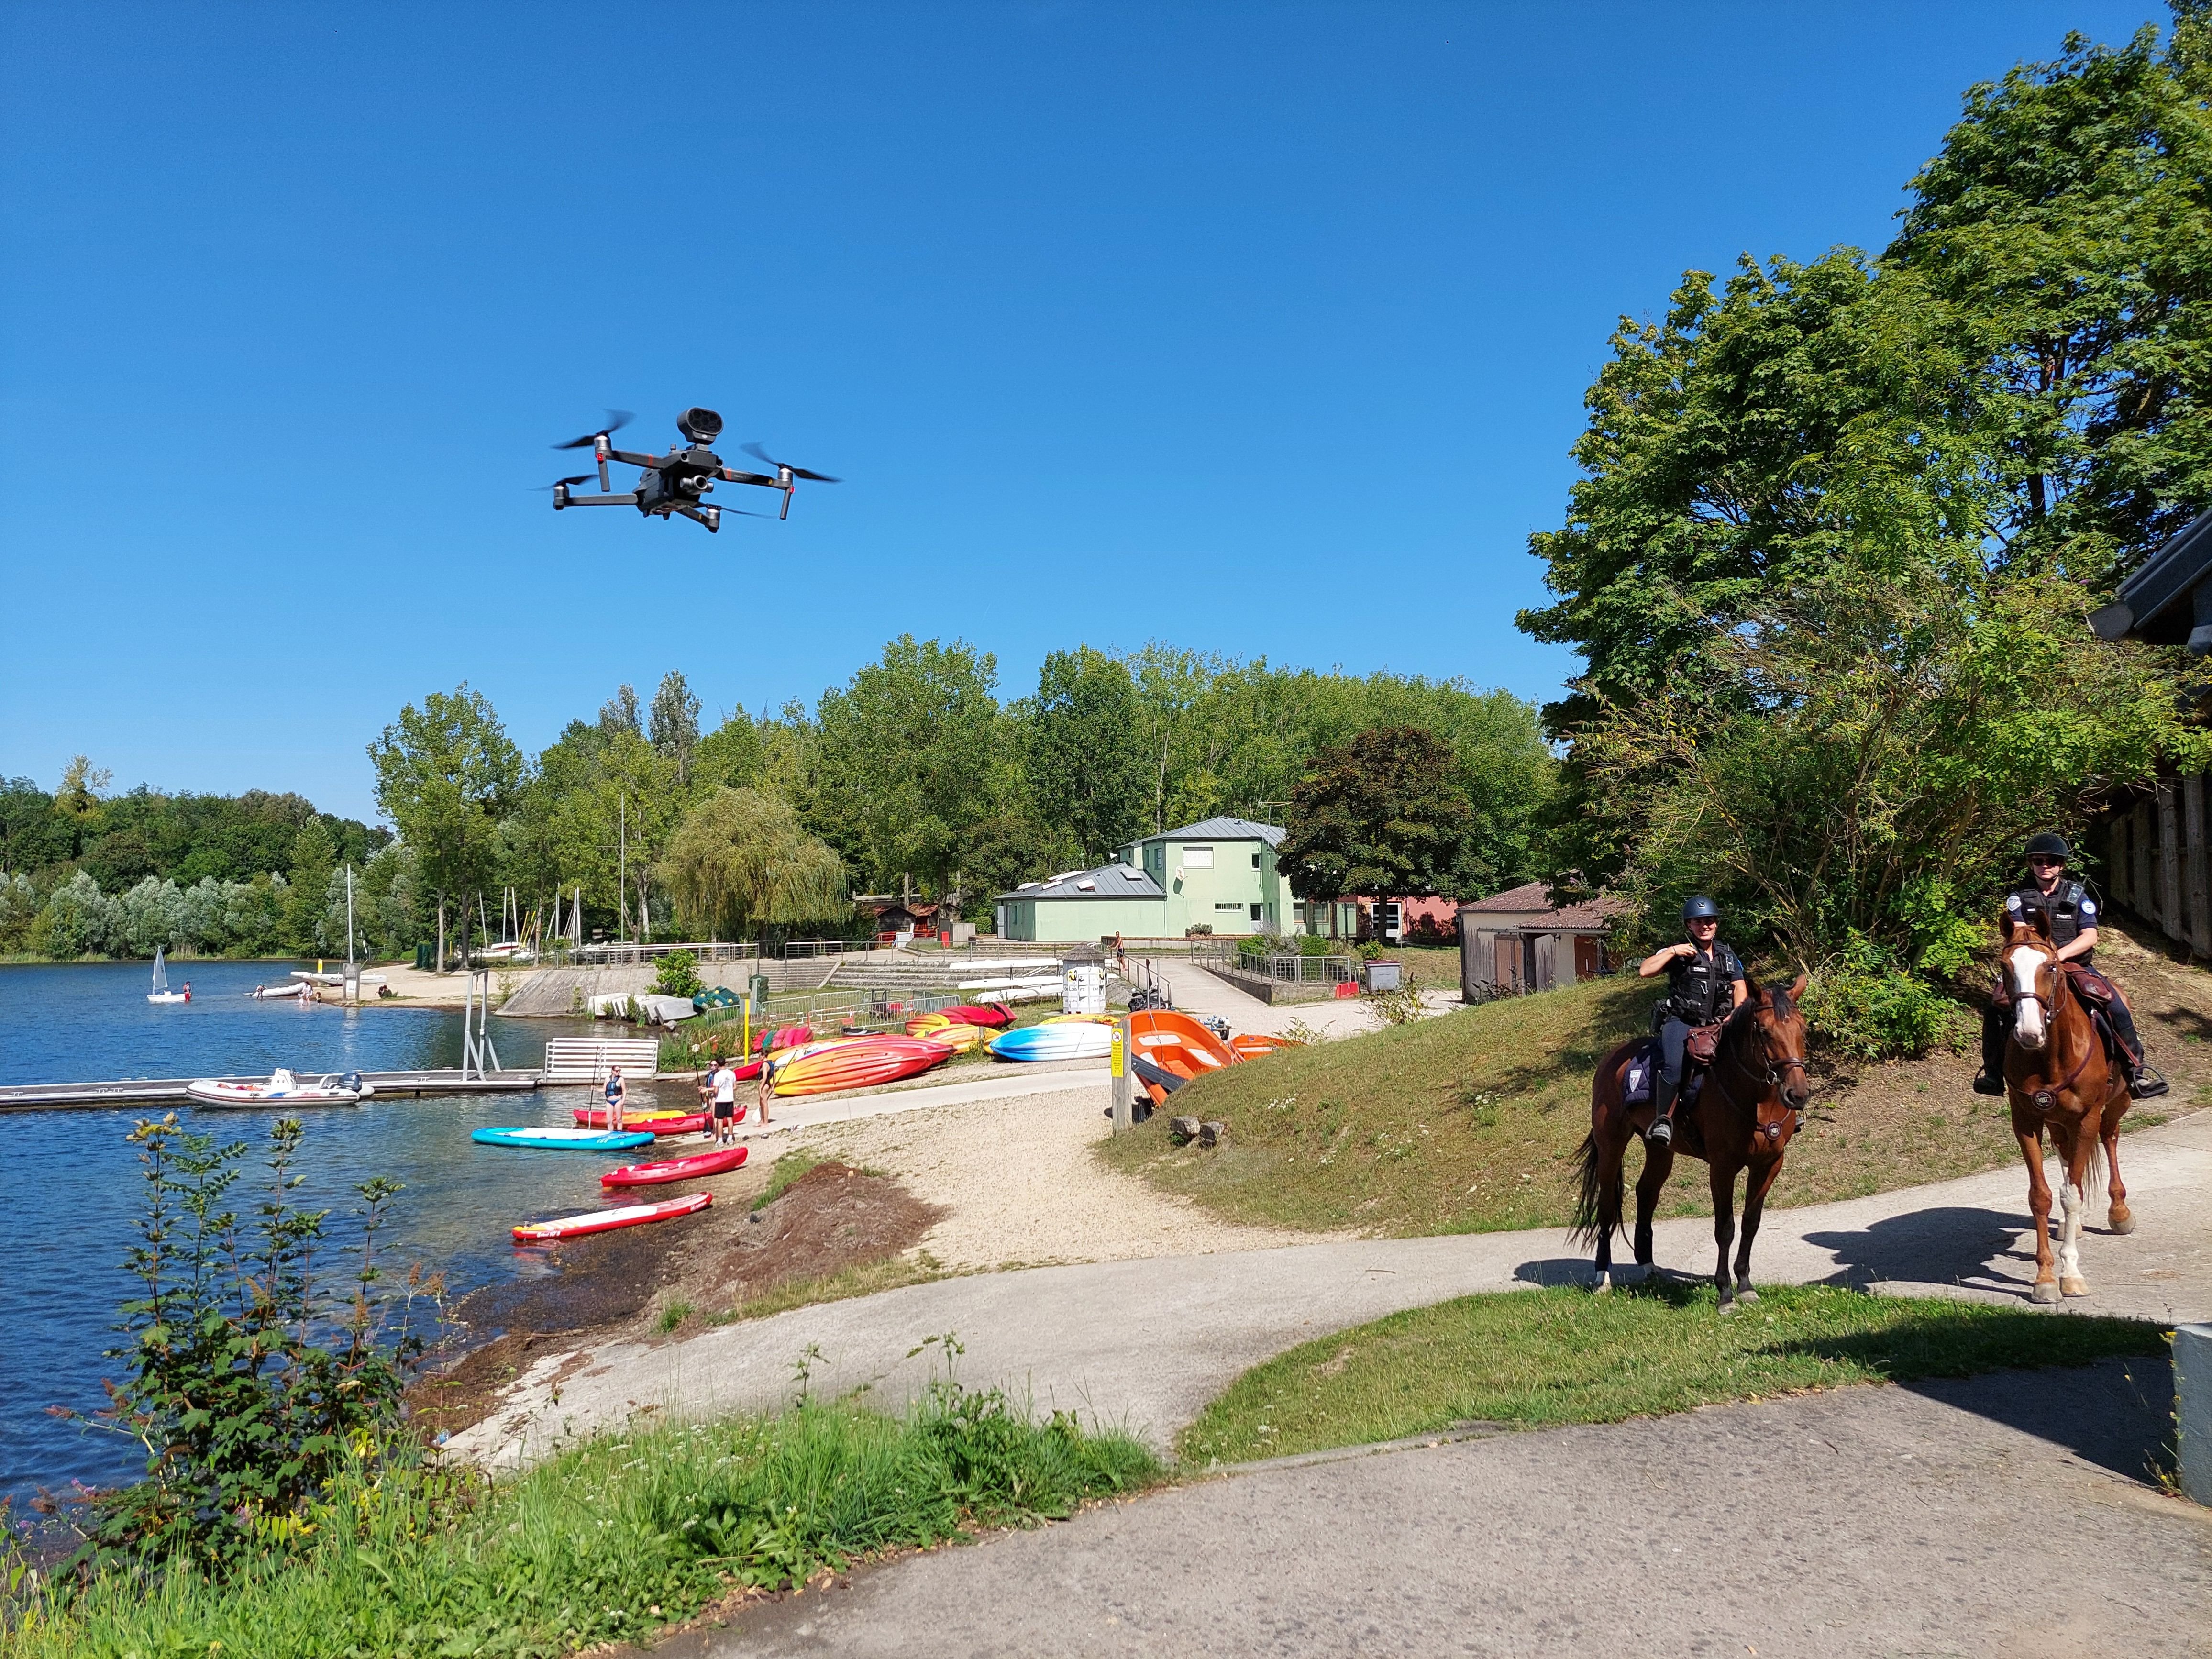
[0,960,686,1505]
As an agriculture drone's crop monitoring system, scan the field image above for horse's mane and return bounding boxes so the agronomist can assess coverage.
[1723,978,1794,1041]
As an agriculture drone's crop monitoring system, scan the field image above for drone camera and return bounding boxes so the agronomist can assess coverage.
[676,406,724,444]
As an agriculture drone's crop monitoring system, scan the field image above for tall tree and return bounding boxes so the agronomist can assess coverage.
[1024,648,1150,863]
[658,788,848,938]
[807,636,1008,894]
[649,670,702,786]
[598,684,641,739]
[366,685,521,970]
[1277,727,1482,907]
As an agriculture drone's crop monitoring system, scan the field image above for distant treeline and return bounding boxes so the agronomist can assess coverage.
[0,759,390,959]
[366,641,1556,957]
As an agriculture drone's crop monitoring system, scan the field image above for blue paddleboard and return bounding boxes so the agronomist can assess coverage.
[472,1127,656,1151]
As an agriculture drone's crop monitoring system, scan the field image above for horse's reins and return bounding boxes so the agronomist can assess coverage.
[1715,1006,1804,1147]
[2005,949,2094,1111]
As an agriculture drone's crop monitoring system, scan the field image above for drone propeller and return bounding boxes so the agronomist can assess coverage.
[553,410,633,451]
[556,410,633,491]
[740,442,841,483]
[533,474,598,491]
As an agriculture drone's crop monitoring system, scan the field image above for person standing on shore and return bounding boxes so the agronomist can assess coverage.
[604,1064,626,1133]
[711,1058,738,1142]
[756,1053,774,1127]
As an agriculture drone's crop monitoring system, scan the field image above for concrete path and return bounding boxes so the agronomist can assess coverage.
[686,1360,2211,1658]
[444,1110,2212,1472]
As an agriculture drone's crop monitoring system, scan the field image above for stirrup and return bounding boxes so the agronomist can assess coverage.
[2129,1063,2169,1100]
[1971,1071,2005,1097]
[1646,1115,1674,1148]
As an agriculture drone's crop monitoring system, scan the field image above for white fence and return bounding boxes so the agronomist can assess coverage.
[541,1037,661,1083]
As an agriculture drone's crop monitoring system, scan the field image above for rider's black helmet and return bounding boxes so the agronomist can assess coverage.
[2024,831,2071,864]
[1681,895,1721,923]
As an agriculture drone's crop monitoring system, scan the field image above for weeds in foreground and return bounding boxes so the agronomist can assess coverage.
[6,1371,1157,1659]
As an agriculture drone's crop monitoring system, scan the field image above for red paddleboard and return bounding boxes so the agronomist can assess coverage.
[771,1035,951,1097]
[512,1191,711,1243]
[573,1108,711,1134]
[602,1145,749,1188]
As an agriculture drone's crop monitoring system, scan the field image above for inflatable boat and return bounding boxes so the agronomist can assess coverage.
[187,1069,372,1107]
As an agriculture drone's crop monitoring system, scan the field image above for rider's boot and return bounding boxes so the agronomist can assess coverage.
[1646,1075,1678,1149]
[1971,1004,2007,1096]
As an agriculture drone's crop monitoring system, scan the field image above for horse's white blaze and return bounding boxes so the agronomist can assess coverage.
[2008,946,2050,1048]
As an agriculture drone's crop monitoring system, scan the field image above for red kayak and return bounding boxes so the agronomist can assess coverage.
[771,1034,951,1097]
[512,1191,711,1243]
[602,1145,750,1188]
[937,1003,1014,1029]
[573,1107,711,1135]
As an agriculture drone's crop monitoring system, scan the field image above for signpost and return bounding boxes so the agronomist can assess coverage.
[1110,1014,1132,1132]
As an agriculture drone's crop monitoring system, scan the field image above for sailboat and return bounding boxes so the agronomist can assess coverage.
[148,945,189,1005]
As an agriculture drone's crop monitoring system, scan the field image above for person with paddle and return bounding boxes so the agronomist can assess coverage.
[1636,895,1748,1149]
[1972,832,2167,1100]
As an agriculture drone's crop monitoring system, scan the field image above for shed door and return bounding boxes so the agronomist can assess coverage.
[1575,936,1602,980]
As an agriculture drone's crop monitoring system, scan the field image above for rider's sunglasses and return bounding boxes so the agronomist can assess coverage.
[1688,917,1718,928]
[2027,857,2065,868]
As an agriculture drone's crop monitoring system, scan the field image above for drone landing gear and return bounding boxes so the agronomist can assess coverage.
[677,505,720,532]
[552,485,641,510]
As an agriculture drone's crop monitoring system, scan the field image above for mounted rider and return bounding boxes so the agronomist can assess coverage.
[1636,895,1749,1149]
[1973,831,2167,1099]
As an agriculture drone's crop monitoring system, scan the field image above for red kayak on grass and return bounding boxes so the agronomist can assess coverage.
[572,1107,712,1135]
[937,1003,1014,1029]
[601,1145,750,1188]
[511,1190,711,1243]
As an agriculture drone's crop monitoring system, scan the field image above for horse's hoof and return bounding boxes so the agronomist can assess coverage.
[2108,1206,2136,1236]
[1592,1274,1612,1295]
[2031,1280,2061,1305]
[1735,1285,1759,1304]
[2061,1276,2090,1298]
[1718,1296,1739,1316]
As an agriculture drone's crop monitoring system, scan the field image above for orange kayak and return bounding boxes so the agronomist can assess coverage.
[771,1035,951,1096]
[1230,1033,1305,1060]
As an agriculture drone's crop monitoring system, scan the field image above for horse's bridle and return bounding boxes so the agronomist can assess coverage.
[2002,945,2090,1111]
[1720,1007,1808,1145]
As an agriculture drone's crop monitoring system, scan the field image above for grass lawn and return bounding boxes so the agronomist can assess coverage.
[9,1382,1157,1659]
[1095,973,2141,1236]
[1179,1283,2169,1464]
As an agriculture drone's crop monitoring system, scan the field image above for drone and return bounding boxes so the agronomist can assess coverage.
[545,406,839,532]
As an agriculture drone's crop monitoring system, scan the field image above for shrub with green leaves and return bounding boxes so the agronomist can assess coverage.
[653,948,704,999]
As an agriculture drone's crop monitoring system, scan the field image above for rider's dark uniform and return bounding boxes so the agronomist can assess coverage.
[1654,942,1745,1094]
[1979,878,2146,1081]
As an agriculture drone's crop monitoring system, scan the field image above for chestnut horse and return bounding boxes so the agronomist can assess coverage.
[1571,975,1811,1310]
[1996,906,2133,1303]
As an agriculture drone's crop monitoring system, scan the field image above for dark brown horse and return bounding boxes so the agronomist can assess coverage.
[1995,906,2132,1303]
[1571,974,1811,1309]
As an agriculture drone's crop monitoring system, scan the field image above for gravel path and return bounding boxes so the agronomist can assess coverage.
[785,1084,1319,1271]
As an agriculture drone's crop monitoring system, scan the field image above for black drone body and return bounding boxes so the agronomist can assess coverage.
[547,407,839,532]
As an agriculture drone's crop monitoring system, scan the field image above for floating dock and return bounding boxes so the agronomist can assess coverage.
[0,1070,545,1112]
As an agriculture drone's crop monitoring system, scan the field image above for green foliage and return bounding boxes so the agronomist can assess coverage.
[365,685,523,954]
[11,1377,1157,1659]
[657,788,848,938]
[652,949,704,999]
[71,1117,427,1571]
[1800,936,1974,1062]
[1024,647,1150,864]
[1278,726,1482,901]
[648,670,702,786]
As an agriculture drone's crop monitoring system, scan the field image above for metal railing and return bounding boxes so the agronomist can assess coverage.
[1195,938,1360,987]
[573,941,758,965]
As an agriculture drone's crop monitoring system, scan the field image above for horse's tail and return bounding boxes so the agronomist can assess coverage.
[1568,1127,1620,1248]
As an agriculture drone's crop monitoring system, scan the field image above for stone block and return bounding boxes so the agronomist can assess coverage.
[2178,1323,2212,1505]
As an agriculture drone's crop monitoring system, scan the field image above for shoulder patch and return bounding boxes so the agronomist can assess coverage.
[2005,894,2023,912]
[2080,897,2098,917]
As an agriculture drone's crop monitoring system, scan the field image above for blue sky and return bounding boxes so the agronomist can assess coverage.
[0,1,2169,823]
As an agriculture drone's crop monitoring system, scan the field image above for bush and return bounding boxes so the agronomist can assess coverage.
[1801,938,1973,1061]
[653,949,704,999]
[59,1117,432,1571]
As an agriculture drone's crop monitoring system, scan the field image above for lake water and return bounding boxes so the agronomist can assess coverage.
[0,960,689,1506]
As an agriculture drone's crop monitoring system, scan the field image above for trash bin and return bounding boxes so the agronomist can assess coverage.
[1365,961,1402,992]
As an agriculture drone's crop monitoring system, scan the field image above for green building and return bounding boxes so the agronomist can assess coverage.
[994,816,1358,943]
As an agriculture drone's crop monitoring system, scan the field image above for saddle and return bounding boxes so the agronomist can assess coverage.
[1621,1022,1724,1108]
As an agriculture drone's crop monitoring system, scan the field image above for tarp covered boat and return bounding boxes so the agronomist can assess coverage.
[601,1145,749,1188]
[471,1126,656,1151]
[512,1191,711,1242]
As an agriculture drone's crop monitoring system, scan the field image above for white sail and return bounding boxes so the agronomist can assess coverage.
[151,946,168,995]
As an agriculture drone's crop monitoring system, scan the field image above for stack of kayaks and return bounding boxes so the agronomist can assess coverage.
[602,1145,749,1188]
[571,1106,710,1135]
[988,1022,1113,1062]
[770,1035,951,1096]
[513,1191,710,1242]
[904,1014,989,1054]
[472,1126,656,1151]
[727,1023,813,1081]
